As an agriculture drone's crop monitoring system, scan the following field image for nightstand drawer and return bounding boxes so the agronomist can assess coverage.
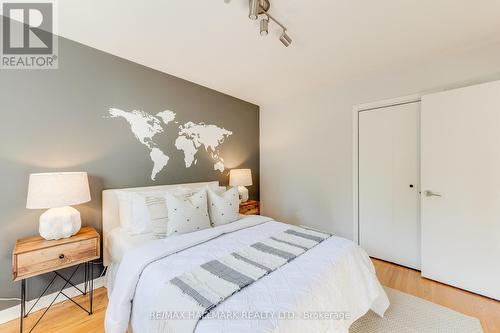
[14,237,98,280]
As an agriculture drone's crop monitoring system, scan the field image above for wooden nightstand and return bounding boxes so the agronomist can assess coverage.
[12,227,100,333]
[239,200,260,215]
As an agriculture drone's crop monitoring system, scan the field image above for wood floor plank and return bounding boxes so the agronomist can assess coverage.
[0,259,498,333]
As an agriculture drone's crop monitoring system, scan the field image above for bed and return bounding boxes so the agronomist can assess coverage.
[103,181,389,333]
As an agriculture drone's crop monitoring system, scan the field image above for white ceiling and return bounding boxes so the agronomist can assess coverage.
[58,0,500,105]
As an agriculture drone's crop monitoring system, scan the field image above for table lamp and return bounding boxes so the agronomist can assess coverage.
[26,172,91,240]
[229,169,252,202]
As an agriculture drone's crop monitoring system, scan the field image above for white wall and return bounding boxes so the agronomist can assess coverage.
[260,42,500,240]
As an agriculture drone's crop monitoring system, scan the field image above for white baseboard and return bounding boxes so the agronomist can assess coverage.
[0,276,106,325]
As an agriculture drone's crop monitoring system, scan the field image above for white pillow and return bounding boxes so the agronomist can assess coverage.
[207,187,240,226]
[116,191,152,235]
[144,196,168,239]
[116,191,133,229]
[116,185,219,236]
[165,189,211,236]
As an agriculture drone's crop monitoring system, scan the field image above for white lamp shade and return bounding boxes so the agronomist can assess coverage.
[26,172,91,209]
[229,169,253,187]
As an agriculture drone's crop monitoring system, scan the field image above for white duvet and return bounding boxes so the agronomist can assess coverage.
[105,216,389,333]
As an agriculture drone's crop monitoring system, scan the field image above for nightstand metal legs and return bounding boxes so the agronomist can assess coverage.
[84,261,88,295]
[25,274,57,317]
[19,262,95,333]
[20,279,25,333]
[89,261,93,314]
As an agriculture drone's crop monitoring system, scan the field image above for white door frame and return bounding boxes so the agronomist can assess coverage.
[352,94,421,245]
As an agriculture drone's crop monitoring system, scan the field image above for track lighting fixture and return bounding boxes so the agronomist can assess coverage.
[228,0,292,47]
[279,31,292,47]
[249,0,259,20]
[260,18,269,36]
[259,0,270,12]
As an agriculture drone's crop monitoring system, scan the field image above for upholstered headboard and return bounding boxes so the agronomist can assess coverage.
[102,181,219,266]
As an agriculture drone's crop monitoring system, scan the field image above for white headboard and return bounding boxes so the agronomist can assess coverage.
[102,181,219,267]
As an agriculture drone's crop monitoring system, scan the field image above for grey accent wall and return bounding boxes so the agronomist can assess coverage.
[0,35,259,310]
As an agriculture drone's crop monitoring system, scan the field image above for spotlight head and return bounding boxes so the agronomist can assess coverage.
[259,0,270,12]
[260,18,269,36]
[280,31,292,47]
[249,0,259,20]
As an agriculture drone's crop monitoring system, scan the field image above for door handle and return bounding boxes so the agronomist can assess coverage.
[424,190,442,197]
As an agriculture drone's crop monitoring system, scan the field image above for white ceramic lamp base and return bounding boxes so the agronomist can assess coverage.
[237,186,249,203]
[39,206,82,240]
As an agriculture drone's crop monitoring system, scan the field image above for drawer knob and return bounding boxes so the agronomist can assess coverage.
[59,254,65,259]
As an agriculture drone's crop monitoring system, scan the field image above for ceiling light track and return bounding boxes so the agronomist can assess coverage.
[254,1,292,47]
[227,0,292,47]
[260,11,291,47]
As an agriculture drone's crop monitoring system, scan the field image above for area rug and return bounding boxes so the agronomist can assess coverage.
[350,287,483,333]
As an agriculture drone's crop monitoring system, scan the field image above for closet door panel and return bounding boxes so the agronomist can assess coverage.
[421,81,500,300]
[359,102,420,269]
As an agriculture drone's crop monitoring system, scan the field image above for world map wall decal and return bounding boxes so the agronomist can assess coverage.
[106,108,233,180]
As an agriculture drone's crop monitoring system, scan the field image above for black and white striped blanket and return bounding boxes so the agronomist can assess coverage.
[151,227,332,332]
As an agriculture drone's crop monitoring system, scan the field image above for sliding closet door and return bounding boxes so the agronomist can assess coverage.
[421,81,500,300]
[359,102,420,269]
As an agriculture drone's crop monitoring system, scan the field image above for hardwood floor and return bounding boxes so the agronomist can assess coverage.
[0,288,108,333]
[1,259,499,332]
[372,258,500,333]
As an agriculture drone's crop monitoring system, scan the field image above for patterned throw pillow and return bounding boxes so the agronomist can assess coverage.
[207,187,240,226]
[145,196,168,239]
[165,189,211,236]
